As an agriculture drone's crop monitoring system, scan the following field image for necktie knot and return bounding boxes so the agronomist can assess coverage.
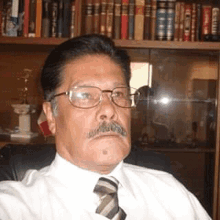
[94,177,126,220]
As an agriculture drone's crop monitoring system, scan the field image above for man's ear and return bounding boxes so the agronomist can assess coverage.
[43,102,56,135]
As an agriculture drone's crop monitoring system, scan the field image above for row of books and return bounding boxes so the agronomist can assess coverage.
[84,0,220,42]
[1,0,75,38]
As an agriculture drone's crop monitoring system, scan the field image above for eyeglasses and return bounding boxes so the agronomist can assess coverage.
[49,86,140,109]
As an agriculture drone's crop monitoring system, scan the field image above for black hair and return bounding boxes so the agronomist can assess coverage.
[41,34,131,101]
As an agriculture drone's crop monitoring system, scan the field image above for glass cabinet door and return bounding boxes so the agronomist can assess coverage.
[129,49,219,217]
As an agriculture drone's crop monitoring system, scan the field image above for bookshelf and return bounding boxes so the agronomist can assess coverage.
[1,0,220,219]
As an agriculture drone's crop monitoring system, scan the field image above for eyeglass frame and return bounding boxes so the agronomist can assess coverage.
[49,86,140,109]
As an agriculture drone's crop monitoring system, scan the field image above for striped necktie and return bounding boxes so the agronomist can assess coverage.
[93,177,126,220]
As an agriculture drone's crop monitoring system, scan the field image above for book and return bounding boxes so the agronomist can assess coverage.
[201,5,212,41]
[57,0,63,37]
[178,1,185,41]
[190,3,196,42]
[121,0,129,39]
[70,0,75,38]
[63,0,71,37]
[128,0,135,39]
[174,1,180,41]
[114,0,121,39]
[144,0,151,40]
[8,0,19,37]
[106,0,114,38]
[28,0,36,37]
[150,0,157,40]
[183,3,192,41]
[195,3,201,41]
[23,0,30,37]
[51,0,58,37]
[35,0,42,37]
[166,0,175,41]
[211,7,220,36]
[5,1,13,36]
[42,0,50,37]
[85,0,93,34]
[156,0,167,41]
[100,0,107,35]
[134,0,145,40]
[93,0,100,34]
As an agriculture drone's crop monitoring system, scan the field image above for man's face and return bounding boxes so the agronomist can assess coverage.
[44,54,131,174]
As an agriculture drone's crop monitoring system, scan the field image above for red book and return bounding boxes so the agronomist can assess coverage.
[121,0,129,39]
[183,3,192,42]
[202,5,212,40]
[23,0,30,37]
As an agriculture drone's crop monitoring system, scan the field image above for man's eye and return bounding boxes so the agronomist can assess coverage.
[77,92,92,100]
[113,91,127,98]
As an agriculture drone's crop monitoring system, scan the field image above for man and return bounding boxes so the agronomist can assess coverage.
[0,34,211,219]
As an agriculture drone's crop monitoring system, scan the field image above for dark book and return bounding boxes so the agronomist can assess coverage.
[195,3,201,41]
[42,0,50,38]
[190,3,196,42]
[100,0,107,35]
[166,0,175,41]
[85,0,93,34]
[106,0,114,38]
[174,1,180,41]
[70,0,75,38]
[121,0,129,39]
[144,0,151,40]
[23,0,30,37]
[114,0,121,39]
[93,0,100,34]
[57,0,63,37]
[51,0,58,38]
[28,0,36,37]
[183,3,192,41]
[62,0,71,37]
[156,0,167,41]
[128,0,135,39]
[150,0,157,40]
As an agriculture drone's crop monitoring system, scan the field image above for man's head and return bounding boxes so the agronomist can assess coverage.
[41,34,135,174]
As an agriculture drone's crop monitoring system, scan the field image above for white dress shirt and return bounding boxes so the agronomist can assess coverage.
[0,153,211,220]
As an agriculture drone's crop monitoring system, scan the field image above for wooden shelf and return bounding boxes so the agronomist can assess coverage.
[1,36,220,50]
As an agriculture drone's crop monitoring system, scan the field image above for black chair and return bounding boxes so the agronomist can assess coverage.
[0,143,172,181]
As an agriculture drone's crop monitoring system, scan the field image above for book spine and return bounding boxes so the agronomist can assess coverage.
[183,3,191,41]
[1,3,7,36]
[35,0,42,37]
[174,1,180,41]
[128,0,135,39]
[23,0,30,37]
[178,2,185,41]
[106,0,114,38]
[134,0,144,40]
[156,0,167,41]
[85,0,93,34]
[42,0,50,38]
[211,7,219,36]
[201,5,212,40]
[51,1,58,37]
[70,0,75,38]
[195,3,201,41]
[190,3,196,42]
[144,0,151,40]
[166,0,175,41]
[9,0,19,37]
[63,0,71,37]
[28,0,36,37]
[100,0,107,35]
[114,0,121,39]
[121,0,129,39]
[150,0,157,40]
[17,0,24,36]
[57,0,63,37]
[93,0,100,34]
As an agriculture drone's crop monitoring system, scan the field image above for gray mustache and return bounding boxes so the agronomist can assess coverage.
[87,122,127,138]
